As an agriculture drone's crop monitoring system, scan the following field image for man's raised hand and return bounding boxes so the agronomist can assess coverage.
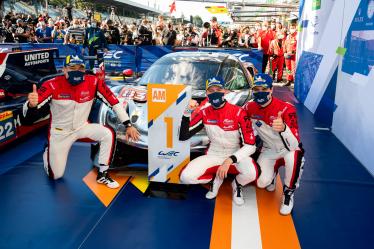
[272,111,286,132]
[28,84,38,108]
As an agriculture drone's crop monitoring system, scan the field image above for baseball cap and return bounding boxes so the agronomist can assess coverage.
[252,73,273,89]
[206,77,225,90]
[64,54,85,67]
[211,16,217,22]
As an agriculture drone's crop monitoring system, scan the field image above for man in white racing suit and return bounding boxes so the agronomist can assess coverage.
[24,54,140,188]
[179,77,259,205]
[243,73,305,215]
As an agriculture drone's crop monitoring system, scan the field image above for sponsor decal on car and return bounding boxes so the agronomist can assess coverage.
[24,52,50,66]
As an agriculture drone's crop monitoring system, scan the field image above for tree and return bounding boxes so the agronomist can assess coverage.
[193,15,203,27]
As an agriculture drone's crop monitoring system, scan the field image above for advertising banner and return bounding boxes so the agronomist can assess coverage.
[148,84,191,183]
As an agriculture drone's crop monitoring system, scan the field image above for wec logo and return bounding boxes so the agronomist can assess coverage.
[152,88,166,102]
[104,51,123,59]
[158,151,180,157]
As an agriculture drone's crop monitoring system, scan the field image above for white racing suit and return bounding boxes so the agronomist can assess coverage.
[23,75,129,179]
[179,101,259,186]
[244,97,305,190]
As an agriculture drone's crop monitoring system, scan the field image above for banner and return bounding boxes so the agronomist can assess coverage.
[148,84,191,183]
[3,43,263,76]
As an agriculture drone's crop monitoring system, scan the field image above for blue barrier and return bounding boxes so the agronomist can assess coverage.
[1,43,263,74]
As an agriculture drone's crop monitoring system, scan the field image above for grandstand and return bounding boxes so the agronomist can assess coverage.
[3,0,161,23]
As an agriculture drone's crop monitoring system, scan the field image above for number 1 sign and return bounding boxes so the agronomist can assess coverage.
[148,84,191,183]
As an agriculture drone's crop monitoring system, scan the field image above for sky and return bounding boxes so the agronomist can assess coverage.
[131,0,233,23]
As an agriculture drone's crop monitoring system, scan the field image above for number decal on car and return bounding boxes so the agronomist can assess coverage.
[0,111,16,143]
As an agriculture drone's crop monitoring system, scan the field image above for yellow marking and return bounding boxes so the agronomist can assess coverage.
[130,175,149,193]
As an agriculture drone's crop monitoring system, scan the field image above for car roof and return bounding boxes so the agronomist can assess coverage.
[162,52,238,63]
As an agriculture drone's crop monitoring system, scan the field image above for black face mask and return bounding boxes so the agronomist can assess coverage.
[67,71,85,86]
[253,91,270,105]
[208,92,225,108]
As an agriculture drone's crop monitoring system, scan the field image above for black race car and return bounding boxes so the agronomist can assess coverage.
[0,48,58,149]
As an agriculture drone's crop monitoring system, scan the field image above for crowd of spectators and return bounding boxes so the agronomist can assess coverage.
[0,12,296,47]
[0,11,298,83]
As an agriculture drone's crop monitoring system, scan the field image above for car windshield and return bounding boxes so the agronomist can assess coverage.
[139,56,221,90]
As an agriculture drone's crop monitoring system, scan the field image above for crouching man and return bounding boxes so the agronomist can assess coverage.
[23,54,140,188]
[243,73,305,215]
[179,77,259,205]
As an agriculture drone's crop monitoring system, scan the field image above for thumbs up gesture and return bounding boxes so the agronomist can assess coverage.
[188,99,199,111]
[272,111,286,132]
[184,99,198,113]
[28,84,39,108]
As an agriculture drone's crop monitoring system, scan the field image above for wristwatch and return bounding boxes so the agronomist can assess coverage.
[125,123,132,129]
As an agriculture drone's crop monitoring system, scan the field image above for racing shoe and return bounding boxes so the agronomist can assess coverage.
[205,176,224,199]
[266,174,277,192]
[280,186,295,215]
[96,170,120,189]
[232,178,244,206]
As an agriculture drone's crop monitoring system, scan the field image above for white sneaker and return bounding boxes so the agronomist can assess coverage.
[280,187,295,215]
[96,170,120,189]
[232,179,244,206]
[266,174,277,192]
[205,176,224,199]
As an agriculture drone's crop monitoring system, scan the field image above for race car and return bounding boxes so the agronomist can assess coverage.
[92,51,258,168]
[0,48,58,150]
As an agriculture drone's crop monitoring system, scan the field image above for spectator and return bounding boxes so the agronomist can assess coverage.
[14,19,30,43]
[65,19,85,45]
[52,22,66,43]
[1,19,15,43]
[137,19,152,45]
[35,21,53,43]
[104,19,120,44]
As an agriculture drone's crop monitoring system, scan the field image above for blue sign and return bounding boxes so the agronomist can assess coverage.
[342,0,374,76]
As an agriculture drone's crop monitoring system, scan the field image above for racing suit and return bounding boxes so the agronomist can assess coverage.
[268,38,285,82]
[22,74,129,179]
[243,97,304,190]
[284,32,297,82]
[259,29,276,73]
[179,101,259,186]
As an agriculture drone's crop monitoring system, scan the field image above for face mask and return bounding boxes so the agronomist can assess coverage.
[67,71,85,86]
[73,24,79,28]
[255,26,260,31]
[290,28,296,34]
[271,25,276,30]
[278,35,284,39]
[91,23,97,28]
[207,92,225,108]
[253,91,270,105]
[262,26,268,31]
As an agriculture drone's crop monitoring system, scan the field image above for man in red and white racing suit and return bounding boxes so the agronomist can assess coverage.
[243,73,305,215]
[23,55,139,188]
[179,77,259,205]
